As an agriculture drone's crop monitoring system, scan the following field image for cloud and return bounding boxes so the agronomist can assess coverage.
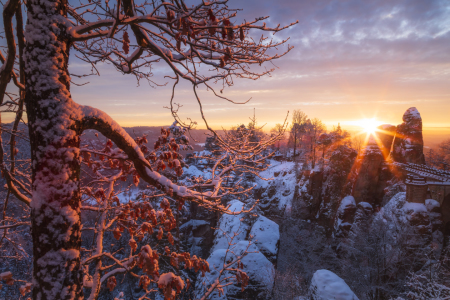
[61,0,450,130]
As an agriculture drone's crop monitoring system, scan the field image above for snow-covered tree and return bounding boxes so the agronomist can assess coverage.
[0,0,296,298]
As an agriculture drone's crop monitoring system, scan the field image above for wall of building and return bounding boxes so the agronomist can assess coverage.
[406,183,428,203]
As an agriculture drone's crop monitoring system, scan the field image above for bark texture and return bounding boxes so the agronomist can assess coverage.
[24,0,83,298]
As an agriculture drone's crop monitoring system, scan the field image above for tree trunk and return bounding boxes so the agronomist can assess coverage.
[312,146,316,169]
[293,130,296,161]
[24,0,83,298]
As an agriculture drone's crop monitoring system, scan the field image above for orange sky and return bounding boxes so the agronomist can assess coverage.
[2,0,449,147]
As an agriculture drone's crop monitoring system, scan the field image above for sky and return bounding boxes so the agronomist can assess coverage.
[4,0,450,145]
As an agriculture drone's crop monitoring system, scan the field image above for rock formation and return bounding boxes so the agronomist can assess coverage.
[392,107,425,164]
[316,145,357,229]
[352,144,384,204]
[376,124,396,159]
[334,196,357,236]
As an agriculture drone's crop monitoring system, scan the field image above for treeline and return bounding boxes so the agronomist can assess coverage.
[270,109,352,168]
[426,138,450,170]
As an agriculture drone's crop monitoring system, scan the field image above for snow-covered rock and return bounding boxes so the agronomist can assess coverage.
[254,160,297,216]
[194,199,279,299]
[425,199,440,213]
[194,241,274,300]
[309,269,359,300]
[392,107,425,164]
[337,196,356,216]
[182,164,211,179]
[249,216,279,261]
[315,145,357,225]
[211,200,250,252]
[335,196,357,236]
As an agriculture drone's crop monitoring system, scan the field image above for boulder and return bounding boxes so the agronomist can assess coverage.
[249,216,279,262]
[193,199,280,299]
[392,107,425,164]
[211,200,250,252]
[194,242,274,300]
[308,269,359,300]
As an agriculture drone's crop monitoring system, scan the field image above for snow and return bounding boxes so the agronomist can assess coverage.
[179,219,209,230]
[402,202,427,214]
[372,192,408,238]
[338,196,356,215]
[158,272,184,289]
[115,188,140,204]
[257,160,295,189]
[255,160,297,213]
[194,197,279,298]
[358,202,373,210]
[309,269,359,300]
[0,271,12,280]
[182,165,211,179]
[249,216,279,258]
[403,107,421,121]
[194,241,274,299]
[425,199,440,212]
[211,200,249,252]
[379,192,406,215]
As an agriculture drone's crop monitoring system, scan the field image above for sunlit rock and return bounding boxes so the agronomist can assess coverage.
[392,107,425,164]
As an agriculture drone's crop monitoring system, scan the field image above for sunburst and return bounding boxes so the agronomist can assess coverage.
[354,118,383,135]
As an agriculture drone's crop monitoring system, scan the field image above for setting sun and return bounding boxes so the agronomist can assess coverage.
[353,118,383,134]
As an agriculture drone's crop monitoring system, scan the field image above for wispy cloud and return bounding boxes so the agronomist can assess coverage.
[52,0,450,131]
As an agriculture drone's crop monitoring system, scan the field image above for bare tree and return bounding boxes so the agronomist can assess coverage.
[426,138,450,170]
[0,0,296,298]
[308,118,325,169]
[289,109,308,161]
[270,123,285,152]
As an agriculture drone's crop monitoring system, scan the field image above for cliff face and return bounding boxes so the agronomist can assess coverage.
[392,107,425,164]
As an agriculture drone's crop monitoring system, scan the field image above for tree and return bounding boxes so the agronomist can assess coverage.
[426,138,450,170]
[289,109,308,161]
[307,118,325,169]
[317,133,331,167]
[0,0,296,298]
[351,134,365,155]
[270,123,285,152]
[328,123,351,149]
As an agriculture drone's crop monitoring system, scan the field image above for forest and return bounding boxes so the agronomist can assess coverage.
[1,0,450,300]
